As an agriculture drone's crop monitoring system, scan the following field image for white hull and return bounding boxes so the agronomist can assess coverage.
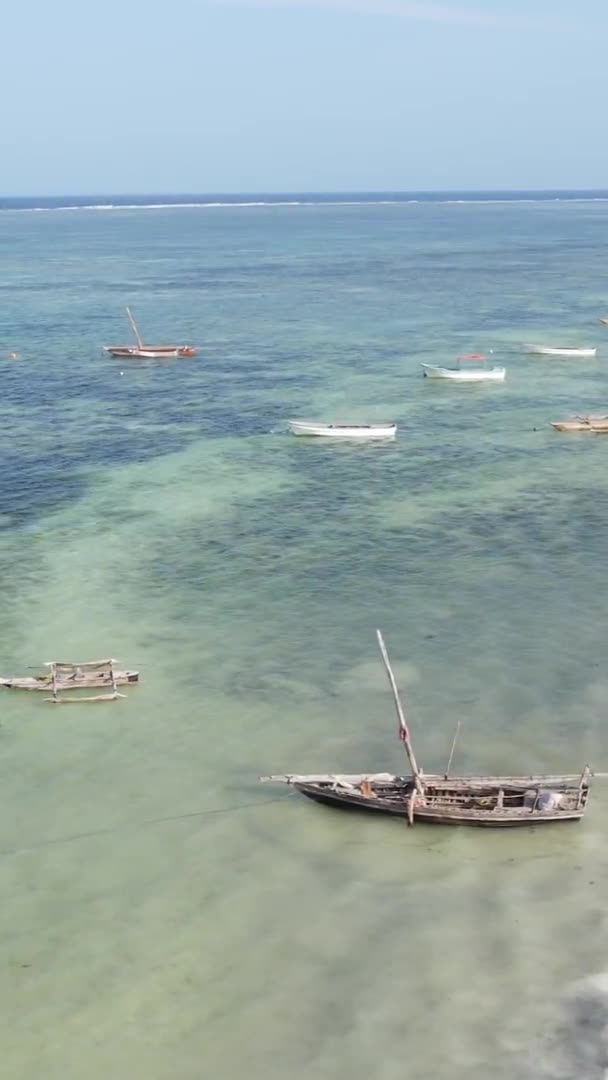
[421,364,506,382]
[288,420,397,439]
[551,417,608,432]
[524,344,597,358]
[104,346,191,359]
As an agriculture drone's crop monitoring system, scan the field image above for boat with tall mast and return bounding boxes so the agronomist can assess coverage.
[104,307,199,359]
[261,631,591,827]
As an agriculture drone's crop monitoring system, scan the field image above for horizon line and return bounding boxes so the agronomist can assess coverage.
[3,187,608,199]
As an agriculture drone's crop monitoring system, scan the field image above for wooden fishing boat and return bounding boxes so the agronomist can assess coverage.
[1,659,139,702]
[288,420,397,439]
[261,631,591,828]
[104,307,199,359]
[105,346,198,359]
[264,772,590,826]
[551,416,608,432]
[524,344,597,358]
[421,362,506,382]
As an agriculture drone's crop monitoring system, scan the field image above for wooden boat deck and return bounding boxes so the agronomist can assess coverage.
[1,658,139,700]
[292,775,589,827]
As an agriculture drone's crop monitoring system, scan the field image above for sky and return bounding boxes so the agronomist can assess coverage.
[1,0,607,194]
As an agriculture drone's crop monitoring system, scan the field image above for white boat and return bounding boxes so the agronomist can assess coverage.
[421,363,506,382]
[103,307,199,359]
[524,344,597,358]
[288,420,397,439]
[599,319,608,326]
[104,346,199,358]
[551,416,608,432]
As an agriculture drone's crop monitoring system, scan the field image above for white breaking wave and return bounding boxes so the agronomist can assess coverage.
[4,196,608,213]
[9,199,413,212]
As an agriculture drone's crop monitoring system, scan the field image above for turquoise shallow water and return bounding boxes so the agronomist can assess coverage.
[2,201,608,1078]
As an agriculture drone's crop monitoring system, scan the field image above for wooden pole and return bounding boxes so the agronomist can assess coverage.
[444,721,461,779]
[109,659,118,699]
[376,630,424,795]
[126,307,144,349]
[577,765,590,808]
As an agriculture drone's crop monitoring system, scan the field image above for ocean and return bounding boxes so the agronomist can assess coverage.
[1,193,608,1079]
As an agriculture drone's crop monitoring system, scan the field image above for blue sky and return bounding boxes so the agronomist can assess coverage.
[1,0,606,193]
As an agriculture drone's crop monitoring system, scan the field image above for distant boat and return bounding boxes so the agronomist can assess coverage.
[599,319,608,326]
[104,307,199,359]
[524,344,597,358]
[288,420,397,439]
[551,416,608,432]
[422,354,506,382]
[106,346,198,359]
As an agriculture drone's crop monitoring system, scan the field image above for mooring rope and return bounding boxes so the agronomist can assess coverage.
[0,793,292,859]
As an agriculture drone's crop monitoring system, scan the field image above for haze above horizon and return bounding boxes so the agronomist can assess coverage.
[2,0,606,195]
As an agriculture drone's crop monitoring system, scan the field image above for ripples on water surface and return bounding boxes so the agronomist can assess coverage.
[1,201,608,1078]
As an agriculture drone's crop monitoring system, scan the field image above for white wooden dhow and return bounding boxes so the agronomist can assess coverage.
[104,346,193,359]
[551,416,608,432]
[104,307,199,359]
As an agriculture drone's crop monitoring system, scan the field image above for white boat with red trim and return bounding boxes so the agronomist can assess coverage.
[422,353,505,382]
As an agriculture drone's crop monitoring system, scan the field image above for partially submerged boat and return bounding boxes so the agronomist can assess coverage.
[551,416,608,432]
[288,420,397,439]
[1,659,139,702]
[422,354,506,382]
[261,631,591,828]
[524,344,597,358]
[104,307,199,359]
